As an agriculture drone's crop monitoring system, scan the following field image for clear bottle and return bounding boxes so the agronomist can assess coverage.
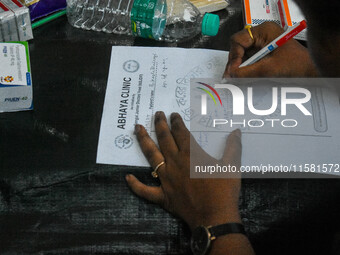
[66,0,220,42]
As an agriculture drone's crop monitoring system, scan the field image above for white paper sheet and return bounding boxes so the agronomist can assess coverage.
[97,46,228,166]
[97,47,340,176]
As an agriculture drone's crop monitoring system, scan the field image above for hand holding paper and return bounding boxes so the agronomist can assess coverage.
[126,112,242,230]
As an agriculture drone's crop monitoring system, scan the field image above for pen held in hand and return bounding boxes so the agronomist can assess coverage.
[239,20,307,68]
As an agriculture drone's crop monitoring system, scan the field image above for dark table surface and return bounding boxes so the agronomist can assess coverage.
[1,1,340,254]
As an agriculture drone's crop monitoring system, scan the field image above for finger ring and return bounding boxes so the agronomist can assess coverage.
[244,25,254,40]
[151,161,165,178]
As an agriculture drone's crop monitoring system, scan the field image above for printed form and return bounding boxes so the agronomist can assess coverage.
[97,46,228,166]
[97,47,340,175]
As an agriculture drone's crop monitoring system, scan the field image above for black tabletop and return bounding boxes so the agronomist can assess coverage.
[1,1,340,254]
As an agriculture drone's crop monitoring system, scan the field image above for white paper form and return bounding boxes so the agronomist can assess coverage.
[97,46,228,166]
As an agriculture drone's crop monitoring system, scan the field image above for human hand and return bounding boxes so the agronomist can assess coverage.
[224,22,319,78]
[126,112,242,231]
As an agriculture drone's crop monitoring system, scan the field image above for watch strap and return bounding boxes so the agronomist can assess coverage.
[208,223,246,239]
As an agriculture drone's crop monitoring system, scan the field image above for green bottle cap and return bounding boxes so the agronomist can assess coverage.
[202,13,220,36]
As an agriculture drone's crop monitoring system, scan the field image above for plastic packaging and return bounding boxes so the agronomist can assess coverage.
[20,0,66,21]
[66,0,220,42]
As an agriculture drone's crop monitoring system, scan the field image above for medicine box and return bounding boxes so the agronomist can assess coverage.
[242,0,306,41]
[0,41,33,112]
[0,1,19,41]
[0,0,33,41]
[277,0,306,41]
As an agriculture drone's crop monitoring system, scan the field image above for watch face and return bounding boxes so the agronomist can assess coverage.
[190,226,211,255]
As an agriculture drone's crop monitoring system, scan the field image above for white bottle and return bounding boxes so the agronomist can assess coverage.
[67,0,220,42]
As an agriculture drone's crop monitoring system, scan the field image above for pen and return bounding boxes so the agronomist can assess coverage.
[265,0,270,13]
[239,20,307,67]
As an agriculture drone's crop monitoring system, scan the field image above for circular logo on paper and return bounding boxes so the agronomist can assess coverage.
[123,60,140,73]
[115,134,134,149]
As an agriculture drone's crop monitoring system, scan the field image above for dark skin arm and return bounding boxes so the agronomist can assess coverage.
[126,112,255,255]
[224,22,319,78]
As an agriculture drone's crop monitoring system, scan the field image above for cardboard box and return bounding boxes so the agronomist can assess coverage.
[189,0,229,13]
[0,1,19,41]
[277,0,306,41]
[0,0,33,41]
[242,0,281,26]
[0,41,33,112]
[242,0,306,40]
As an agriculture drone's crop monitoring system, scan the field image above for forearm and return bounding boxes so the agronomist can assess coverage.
[208,213,255,255]
[209,234,255,255]
[190,207,255,255]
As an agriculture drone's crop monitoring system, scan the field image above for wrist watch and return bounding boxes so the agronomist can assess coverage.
[190,223,246,255]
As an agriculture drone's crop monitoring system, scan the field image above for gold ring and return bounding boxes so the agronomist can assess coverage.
[244,25,254,40]
[151,161,165,178]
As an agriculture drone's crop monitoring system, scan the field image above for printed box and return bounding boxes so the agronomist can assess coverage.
[0,0,33,41]
[0,41,33,112]
[0,1,19,41]
[242,0,306,41]
[277,0,306,41]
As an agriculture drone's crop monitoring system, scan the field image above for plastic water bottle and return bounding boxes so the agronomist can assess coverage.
[66,0,220,42]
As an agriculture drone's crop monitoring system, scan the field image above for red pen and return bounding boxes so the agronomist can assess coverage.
[240,20,307,67]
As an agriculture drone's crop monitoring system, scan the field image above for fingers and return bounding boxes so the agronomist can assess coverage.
[230,29,255,54]
[135,124,165,170]
[170,113,190,151]
[154,111,178,156]
[224,22,285,78]
[224,30,254,77]
[229,39,302,78]
[126,174,164,204]
[222,129,242,166]
[230,57,272,78]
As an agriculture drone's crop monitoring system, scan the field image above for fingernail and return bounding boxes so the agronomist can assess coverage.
[155,111,161,121]
[125,174,131,181]
[170,112,178,121]
[234,129,242,139]
[134,125,141,134]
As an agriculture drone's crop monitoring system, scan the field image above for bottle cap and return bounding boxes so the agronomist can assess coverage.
[202,13,220,36]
